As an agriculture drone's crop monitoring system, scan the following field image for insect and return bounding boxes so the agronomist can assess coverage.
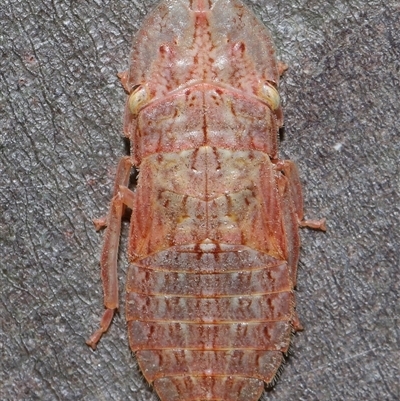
[87,0,326,400]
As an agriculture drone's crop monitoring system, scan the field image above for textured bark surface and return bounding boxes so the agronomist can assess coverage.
[1,0,399,400]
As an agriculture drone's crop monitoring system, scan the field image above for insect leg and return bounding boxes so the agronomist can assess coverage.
[86,156,135,350]
[275,160,326,231]
[277,61,288,77]
[117,70,130,93]
[275,168,303,331]
[275,167,301,287]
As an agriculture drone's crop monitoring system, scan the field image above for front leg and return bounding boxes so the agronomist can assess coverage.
[86,156,135,349]
[275,160,326,231]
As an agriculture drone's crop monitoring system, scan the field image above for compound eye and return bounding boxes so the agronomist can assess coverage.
[128,85,149,115]
[259,82,280,111]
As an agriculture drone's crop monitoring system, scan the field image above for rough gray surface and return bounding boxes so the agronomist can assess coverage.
[1,0,399,400]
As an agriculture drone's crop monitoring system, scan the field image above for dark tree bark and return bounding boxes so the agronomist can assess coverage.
[1,0,399,400]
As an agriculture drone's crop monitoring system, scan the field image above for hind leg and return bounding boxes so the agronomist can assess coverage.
[87,157,136,349]
[275,159,325,331]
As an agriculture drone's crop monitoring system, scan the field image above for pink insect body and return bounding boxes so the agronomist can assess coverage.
[87,1,325,400]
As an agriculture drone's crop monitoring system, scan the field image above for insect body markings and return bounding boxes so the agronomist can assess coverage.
[87,1,326,400]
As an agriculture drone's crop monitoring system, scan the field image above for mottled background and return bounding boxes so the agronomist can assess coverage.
[1,0,399,400]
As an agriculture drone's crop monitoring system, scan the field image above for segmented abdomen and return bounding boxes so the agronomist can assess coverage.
[127,250,292,401]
